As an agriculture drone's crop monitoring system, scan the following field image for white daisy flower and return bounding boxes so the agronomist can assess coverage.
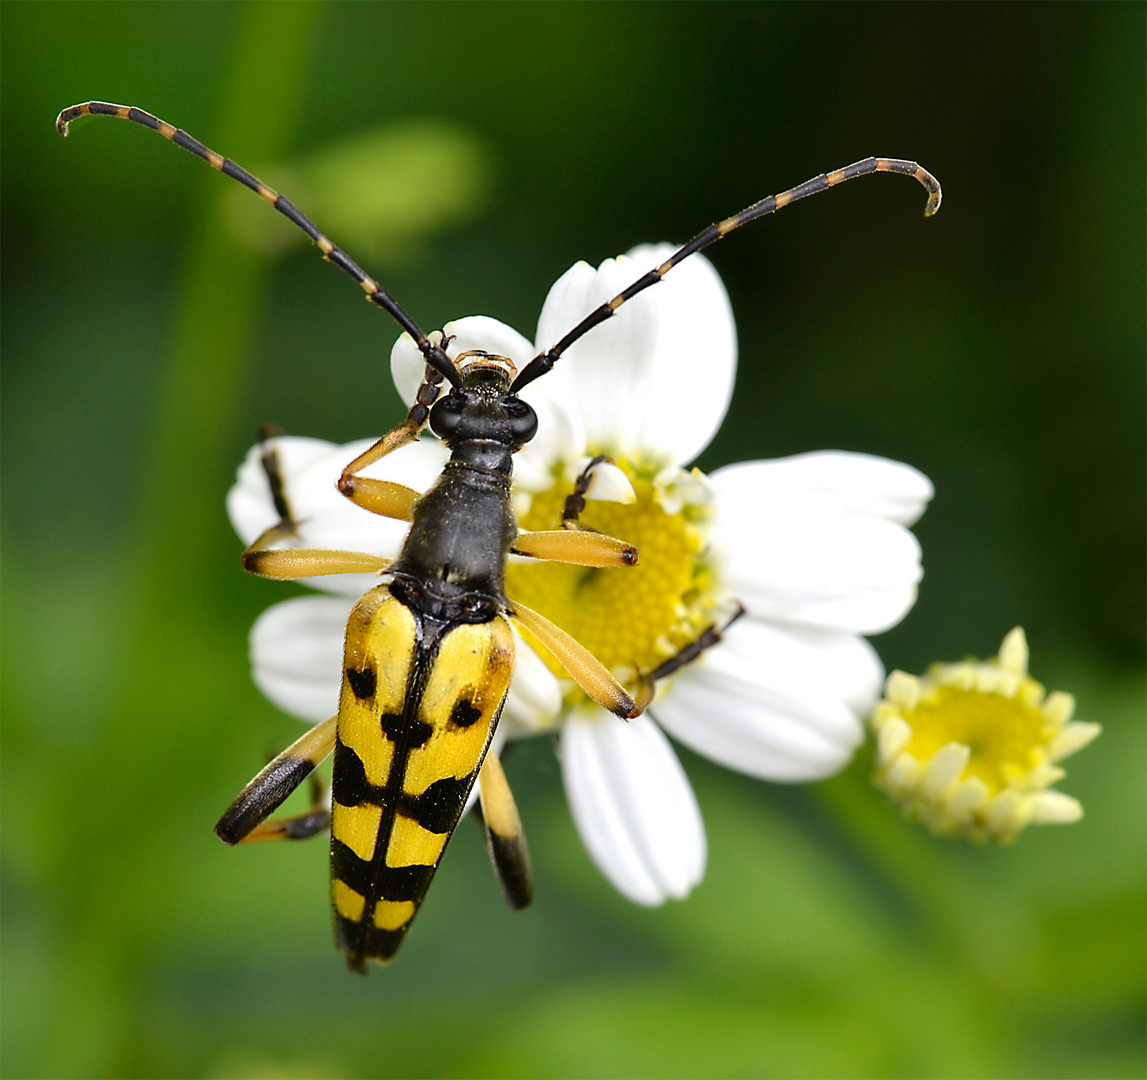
[227,244,933,906]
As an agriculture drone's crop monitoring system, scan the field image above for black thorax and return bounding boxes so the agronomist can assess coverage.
[388,357,537,625]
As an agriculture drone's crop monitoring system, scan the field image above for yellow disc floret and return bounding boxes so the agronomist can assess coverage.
[505,456,717,702]
[870,628,1101,842]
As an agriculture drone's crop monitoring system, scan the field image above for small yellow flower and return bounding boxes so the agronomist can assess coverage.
[870,628,1100,841]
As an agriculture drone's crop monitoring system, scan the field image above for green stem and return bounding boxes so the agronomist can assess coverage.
[47,6,321,1075]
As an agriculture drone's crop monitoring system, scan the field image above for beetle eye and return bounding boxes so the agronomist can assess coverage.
[429,395,464,440]
[506,400,538,444]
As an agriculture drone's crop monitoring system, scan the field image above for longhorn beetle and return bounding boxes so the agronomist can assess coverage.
[57,100,941,973]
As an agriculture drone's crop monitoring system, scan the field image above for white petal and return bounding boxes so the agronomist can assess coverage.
[885,670,922,711]
[654,464,714,516]
[876,716,913,759]
[712,464,924,633]
[532,247,734,462]
[986,790,1029,833]
[578,459,637,504]
[390,317,537,408]
[1027,791,1083,824]
[713,452,932,526]
[943,776,990,819]
[624,245,737,465]
[997,626,1029,678]
[532,257,652,453]
[390,332,432,408]
[511,389,585,491]
[441,316,536,368]
[1040,691,1076,727]
[561,711,706,906]
[1048,721,1100,762]
[249,595,353,722]
[652,617,869,781]
[723,618,884,713]
[500,636,563,736]
[919,742,970,799]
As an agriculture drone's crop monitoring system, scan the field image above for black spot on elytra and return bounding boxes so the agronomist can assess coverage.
[330,837,375,895]
[380,711,432,748]
[386,862,438,900]
[332,739,384,807]
[332,837,438,902]
[448,699,482,729]
[397,774,474,834]
[346,665,376,700]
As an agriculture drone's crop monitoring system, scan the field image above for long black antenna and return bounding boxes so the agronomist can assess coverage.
[56,101,462,389]
[511,157,941,392]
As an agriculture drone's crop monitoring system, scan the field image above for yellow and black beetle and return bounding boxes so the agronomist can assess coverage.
[57,101,940,972]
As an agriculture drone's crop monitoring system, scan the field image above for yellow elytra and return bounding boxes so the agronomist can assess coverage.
[329,589,514,969]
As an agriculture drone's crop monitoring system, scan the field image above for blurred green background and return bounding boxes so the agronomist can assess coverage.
[2,3,1143,1077]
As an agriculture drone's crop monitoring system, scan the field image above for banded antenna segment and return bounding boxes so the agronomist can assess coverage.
[511,156,942,391]
[56,101,462,389]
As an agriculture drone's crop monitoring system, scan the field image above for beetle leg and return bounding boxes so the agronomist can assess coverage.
[508,600,639,719]
[242,547,391,579]
[562,454,612,530]
[477,750,532,910]
[632,604,747,712]
[244,425,303,550]
[511,529,637,567]
[337,363,446,500]
[216,715,337,845]
[337,477,418,522]
[243,431,394,577]
[241,770,330,843]
[241,805,331,843]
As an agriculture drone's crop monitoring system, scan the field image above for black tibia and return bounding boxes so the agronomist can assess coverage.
[243,426,299,551]
[217,757,315,844]
[477,752,533,910]
[257,424,293,526]
[242,806,332,843]
[243,770,331,843]
[562,455,613,530]
[634,605,747,712]
[408,362,447,430]
[216,716,337,844]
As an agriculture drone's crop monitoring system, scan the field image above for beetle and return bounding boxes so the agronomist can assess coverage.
[57,100,941,972]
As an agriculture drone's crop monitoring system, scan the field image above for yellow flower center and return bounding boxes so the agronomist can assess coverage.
[870,629,1097,842]
[903,685,1047,795]
[504,456,716,690]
